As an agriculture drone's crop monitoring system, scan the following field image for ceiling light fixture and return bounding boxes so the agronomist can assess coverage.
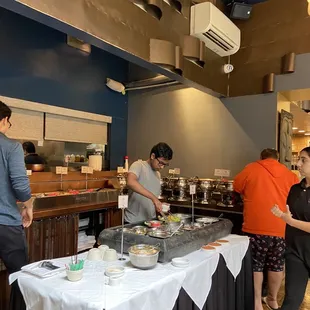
[305,133,310,136]
[292,127,298,130]
[299,130,306,133]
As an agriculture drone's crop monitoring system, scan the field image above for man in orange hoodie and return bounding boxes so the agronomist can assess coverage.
[234,148,299,310]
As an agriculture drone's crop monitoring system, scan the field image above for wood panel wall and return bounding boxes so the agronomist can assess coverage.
[230,0,310,96]
[192,0,225,11]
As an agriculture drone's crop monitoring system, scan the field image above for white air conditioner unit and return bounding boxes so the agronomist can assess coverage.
[190,2,241,57]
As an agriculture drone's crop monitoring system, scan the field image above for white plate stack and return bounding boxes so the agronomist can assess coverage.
[171,258,189,268]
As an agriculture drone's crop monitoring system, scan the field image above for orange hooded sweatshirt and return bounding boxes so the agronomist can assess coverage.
[234,159,299,237]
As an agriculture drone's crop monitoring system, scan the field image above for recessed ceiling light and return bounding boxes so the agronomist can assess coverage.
[305,133,310,136]
[292,127,298,130]
[299,130,306,133]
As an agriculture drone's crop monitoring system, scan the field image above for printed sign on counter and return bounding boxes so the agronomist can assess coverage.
[118,195,129,209]
[174,168,181,175]
[26,170,32,176]
[81,166,93,174]
[214,169,231,177]
[56,166,63,175]
[81,166,88,174]
[56,166,68,175]
[190,184,196,195]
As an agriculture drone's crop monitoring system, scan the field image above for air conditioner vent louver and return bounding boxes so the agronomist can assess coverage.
[203,30,234,52]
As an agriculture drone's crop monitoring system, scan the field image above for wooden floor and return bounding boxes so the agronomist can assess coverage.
[263,280,310,310]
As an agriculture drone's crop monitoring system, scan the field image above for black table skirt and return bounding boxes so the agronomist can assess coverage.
[13,248,253,310]
[173,247,254,310]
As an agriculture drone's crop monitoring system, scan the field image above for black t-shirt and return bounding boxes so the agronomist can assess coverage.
[24,154,46,165]
[286,179,310,262]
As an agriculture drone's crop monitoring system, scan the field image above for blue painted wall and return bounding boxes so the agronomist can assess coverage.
[0,8,129,169]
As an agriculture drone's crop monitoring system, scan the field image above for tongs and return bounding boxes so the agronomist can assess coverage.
[170,223,183,237]
[160,211,168,222]
[39,261,60,270]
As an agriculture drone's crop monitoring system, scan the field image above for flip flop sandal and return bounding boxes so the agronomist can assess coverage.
[262,297,280,310]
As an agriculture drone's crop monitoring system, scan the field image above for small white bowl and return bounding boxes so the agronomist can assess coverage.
[171,258,189,268]
[66,269,83,282]
[87,248,102,261]
[162,203,170,213]
[105,266,125,278]
[109,275,122,286]
[98,245,109,258]
[103,249,118,262]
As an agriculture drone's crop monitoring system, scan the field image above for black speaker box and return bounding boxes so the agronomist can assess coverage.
[230,3,253,20]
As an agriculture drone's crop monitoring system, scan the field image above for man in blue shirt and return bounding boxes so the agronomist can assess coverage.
[0,100,33,309]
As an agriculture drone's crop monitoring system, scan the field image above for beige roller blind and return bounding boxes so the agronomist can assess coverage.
[45,113,108,144]
[6,108,44,140]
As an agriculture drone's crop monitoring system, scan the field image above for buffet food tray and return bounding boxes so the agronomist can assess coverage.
[98,217,233,263]
[33,189,119,210]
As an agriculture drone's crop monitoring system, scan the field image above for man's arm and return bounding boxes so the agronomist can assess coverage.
[8,143,33,226]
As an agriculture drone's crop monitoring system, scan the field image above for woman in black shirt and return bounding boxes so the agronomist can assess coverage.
[272,146,310,310]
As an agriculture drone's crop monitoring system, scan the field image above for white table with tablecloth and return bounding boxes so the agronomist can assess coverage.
[9,234,252,310]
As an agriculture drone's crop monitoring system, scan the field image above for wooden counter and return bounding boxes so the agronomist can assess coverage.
[33,201,117,219]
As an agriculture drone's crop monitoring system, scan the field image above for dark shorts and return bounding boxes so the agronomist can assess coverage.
[247,233,285,272]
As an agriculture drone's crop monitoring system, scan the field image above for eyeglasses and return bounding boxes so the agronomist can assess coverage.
[8,120,12,128]
[156,158,169,167]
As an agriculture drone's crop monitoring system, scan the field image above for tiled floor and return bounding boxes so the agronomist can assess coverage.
[263,280,310,310]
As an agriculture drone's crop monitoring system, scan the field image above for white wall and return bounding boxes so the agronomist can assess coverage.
[127,85,278,178]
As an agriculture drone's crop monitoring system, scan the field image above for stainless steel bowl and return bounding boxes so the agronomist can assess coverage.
[164,221,181,231]
[116,227,133,233]
[132,226,148,235]
[128,244,160,269]
[172,213,192,224]
[193,222,204,229]
[26,164,45,172]
[195,217,219,224]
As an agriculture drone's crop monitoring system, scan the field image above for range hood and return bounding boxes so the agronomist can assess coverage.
[126,63,179,91]
[1,0,228,96]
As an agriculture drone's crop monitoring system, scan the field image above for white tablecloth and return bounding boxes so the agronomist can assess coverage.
[9,234,249,310]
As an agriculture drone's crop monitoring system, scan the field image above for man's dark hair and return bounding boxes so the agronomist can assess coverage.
[0,101,11,121]
[260,148,279,160]
[150,142,173,160]
[22,141,36,154]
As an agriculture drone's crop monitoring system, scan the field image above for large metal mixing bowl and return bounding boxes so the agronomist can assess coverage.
[128,244,160,269]
[26,164,45,172]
